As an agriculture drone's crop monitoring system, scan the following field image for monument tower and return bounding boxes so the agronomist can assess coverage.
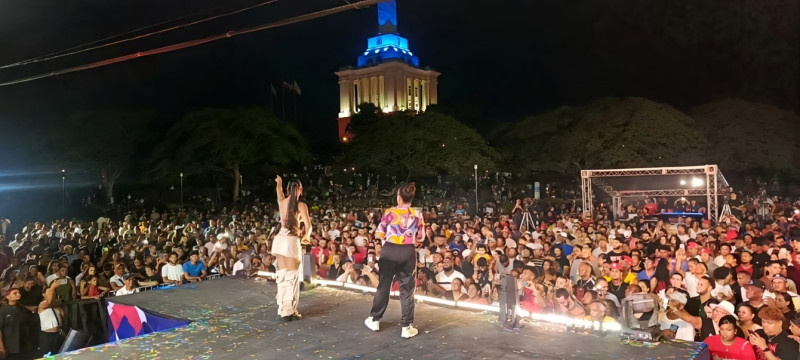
[336,0,440,142]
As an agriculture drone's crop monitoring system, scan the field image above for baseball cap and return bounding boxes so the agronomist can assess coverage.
[700,248,712,255]
[462,249,472,258]
[748,279,766,290]
[771,274,788,282]
[609,262,622,270]
[477,257,488,266]
[686,242,699,249]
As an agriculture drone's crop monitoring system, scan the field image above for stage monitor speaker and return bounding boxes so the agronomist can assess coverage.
[59,329,93,353]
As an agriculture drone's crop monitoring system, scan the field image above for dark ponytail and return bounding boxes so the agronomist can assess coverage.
[398,182,416,204]
[285,181,302,234]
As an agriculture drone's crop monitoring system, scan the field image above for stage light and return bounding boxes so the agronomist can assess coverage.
[256,271,277,278]
[680,180,687,186]
[416,295,456,306]
[691,178,704,187]
[344,283,377,293]
[456,301,500,312]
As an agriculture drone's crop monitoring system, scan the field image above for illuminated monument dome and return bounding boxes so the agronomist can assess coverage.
[336,0,440,142]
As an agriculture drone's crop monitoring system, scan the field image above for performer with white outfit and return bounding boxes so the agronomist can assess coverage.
[272,175,311,321]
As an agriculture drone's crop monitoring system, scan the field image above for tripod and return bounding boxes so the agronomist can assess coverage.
[520,211,535,232]
[719,201,732,220]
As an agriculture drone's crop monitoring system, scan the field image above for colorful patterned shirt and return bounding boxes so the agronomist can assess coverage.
[375,206,425,245]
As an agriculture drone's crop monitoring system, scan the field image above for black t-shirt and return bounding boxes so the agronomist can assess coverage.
[0,304,24,354]
[751,252,771,272]
[755,329,799,360]
[608,281,628,302]
[19,285,43,308]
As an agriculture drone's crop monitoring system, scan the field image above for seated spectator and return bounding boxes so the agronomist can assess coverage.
[703,315,756,360]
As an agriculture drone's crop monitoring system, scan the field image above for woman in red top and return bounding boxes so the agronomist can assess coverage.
[703,315,756,360]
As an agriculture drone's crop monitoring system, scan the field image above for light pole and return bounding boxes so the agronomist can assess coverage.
[474,164,478,215]
[61,169,66,214]
[180,173,184,209]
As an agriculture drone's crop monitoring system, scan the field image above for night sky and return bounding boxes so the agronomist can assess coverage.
[0,0,796,147]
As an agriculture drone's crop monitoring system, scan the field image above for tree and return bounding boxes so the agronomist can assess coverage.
[344,110,498,180]
[45,109,154,204]
[503,97,707,174]
[152,107,311,204]
[690,99,800,175]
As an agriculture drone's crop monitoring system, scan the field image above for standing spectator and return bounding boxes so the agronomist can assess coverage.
[115,274,138,296]
[37,280,62,357]
[749,306,799,359]
[703,315,756,360]
[182,252,206,282]
[161,252,184,286]
[0,288,27,359]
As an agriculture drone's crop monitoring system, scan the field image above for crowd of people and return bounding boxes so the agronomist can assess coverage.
[0,180,798,358]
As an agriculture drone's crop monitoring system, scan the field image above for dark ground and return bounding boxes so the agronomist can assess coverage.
[54,278,707,360]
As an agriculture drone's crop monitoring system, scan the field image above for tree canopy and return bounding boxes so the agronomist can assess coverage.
[344,110,498,180]
[152,107,311,203]
[503,97,707,174]
[690,99,800,175]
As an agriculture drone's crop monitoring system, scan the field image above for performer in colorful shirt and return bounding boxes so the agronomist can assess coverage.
[365,183,424,339]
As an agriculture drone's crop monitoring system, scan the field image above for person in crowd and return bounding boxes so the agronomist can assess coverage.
[272,176,311,322]
[366,183,424,339]
[182,251,206,282]
[38,279,63,357]
[0,288,28,359]
[737,304,762,336]
[703,315,756,360]
[748,305,800,359]
[161,252,184,286]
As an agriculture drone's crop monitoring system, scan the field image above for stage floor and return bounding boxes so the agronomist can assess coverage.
[55,278,705,360]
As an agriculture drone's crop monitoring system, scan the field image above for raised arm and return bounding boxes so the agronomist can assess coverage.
[275,175,285,202]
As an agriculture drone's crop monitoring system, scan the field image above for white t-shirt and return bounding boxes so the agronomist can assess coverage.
[684,273,699,298]
[115,287,139,296]
[161,263,184,282]
[327,229,341,240]
[659,312,695,342]
[710,283,733,300]
[435,270,466,291]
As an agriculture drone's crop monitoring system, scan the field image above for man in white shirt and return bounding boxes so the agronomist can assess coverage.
[115,274,139,296]
[327,222,341,240]
[161,252,184,286]
[109,264,127,290]
[435,258,465,291]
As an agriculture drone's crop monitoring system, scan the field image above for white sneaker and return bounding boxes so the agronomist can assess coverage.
[364,317,380,331]
[401,325,418,339]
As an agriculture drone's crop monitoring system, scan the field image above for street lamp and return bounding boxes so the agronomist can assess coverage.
[180,173,184,209]
[474,165,478,215]
[61,169,66,214]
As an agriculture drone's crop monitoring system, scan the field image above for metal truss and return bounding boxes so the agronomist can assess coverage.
[580,165,729,224]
